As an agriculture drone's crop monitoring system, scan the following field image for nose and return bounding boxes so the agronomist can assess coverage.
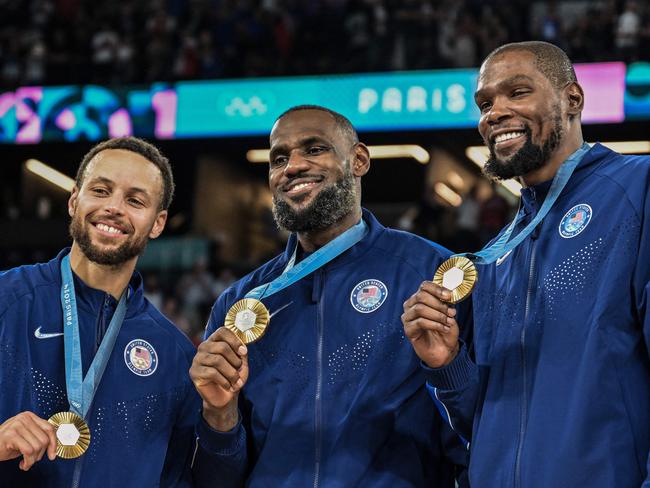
[283,150,310,177]
[104,192,126,215]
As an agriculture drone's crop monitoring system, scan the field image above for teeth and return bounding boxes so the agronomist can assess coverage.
[97,223,122,234]
[494,131,524,144]
[290,182,315,192]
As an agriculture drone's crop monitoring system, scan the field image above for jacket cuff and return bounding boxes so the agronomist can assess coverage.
[422,343,477,390]
[196,412,245,455]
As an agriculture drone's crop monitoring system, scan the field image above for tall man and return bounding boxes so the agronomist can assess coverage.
[190,105,468,487]
[402,41,650,487]
[0,137,200,486]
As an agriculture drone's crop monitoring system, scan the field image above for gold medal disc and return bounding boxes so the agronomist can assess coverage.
[48,411,91,459]
[224,298,270,344]
[433,256,478,304]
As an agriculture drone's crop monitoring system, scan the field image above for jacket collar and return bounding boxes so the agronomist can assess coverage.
[519,142,610,214]
[48,248,147,318]
[277,208,385,272]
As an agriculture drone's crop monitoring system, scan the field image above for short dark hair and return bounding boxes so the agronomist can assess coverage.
[275,105,359,145]
[75,137,175,210]
[484,41,577,90]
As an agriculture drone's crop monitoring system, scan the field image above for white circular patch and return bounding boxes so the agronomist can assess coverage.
[124,339,158,376]
[350,279,388,313]
[559,204,592,238]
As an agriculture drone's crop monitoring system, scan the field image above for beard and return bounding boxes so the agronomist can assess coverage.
[483,114,564,181]
[69,215,149,267]
[272,163,357,233]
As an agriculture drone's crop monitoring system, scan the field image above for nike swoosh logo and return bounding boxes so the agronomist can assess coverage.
[34,326,64,339]
[496,250,513,266]
[269,301,293,319]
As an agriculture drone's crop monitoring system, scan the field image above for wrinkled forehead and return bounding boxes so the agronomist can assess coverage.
[84,149,163,193]
[477,50,542,91]
[270,110,341,146]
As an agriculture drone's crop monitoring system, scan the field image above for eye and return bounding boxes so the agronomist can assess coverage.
[270,155,288,168]
[91,187,109,196]
[128,198,145,207]
[479,101,492,113]
[306,146,327,155]
[511,88,530,98]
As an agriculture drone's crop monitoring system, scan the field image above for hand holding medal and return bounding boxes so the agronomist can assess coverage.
[405,144,592,367]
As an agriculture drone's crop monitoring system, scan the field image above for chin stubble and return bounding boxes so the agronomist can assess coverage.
[69,216,149,266]
[272,163,357,232]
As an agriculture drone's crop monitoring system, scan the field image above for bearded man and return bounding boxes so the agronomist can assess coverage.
[403,42,650,487]
[0,137,200,486]
[190,106,468,487]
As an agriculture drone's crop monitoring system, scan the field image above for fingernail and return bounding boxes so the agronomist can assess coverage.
[448,308,456,316]
[236,378,244,388]
[444,324,451,330]
[238,345,247,355]
[446,316,454,325]
[442,290,451,300]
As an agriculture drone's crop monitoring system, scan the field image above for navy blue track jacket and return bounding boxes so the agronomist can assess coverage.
[427,144,650,487]
[0,249,201,487]
[192,210,469,487]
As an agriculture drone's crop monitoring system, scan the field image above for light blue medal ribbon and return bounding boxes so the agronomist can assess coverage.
[460,142,591,264]
[245,218,368,301]
[60,254,128,419]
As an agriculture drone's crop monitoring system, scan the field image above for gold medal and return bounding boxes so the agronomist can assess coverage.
[48,411,91,459]
[224,298,270,344]
[433,256,478,304]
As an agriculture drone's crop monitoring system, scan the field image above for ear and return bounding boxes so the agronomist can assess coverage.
[68,186,79,218]
[351,143,370,177]
[148,210,168,240]
[565,82,584,117]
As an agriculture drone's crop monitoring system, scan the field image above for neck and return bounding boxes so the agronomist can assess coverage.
[69,243,135,299]
[520,132,584,187]
[297,208,362,253]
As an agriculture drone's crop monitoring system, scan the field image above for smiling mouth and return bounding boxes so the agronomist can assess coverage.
[493,131,526,145]
[93,222,127,236]
[283,178,323,197]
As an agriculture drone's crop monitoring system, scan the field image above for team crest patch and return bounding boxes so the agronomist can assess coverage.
[559,204,592,238]
[124,339,158,376]
[350,279,388,313]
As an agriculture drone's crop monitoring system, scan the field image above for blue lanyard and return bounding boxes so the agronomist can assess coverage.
[462,142,591,265]
[246,218,368,300]
[60,254,128,418]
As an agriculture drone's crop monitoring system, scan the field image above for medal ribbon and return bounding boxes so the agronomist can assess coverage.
[245,218,368,300]
[460,142,591,265]
[60,254,128,419]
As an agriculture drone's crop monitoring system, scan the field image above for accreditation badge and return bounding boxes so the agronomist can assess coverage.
[48,411,91,459]
[224,298,270,344]
[433,256,478,304]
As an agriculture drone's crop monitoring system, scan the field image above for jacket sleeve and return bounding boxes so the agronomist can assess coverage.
[160,383,202,487]
[191,295,249,488]
[423,298,479,444]
[635,178,650,487]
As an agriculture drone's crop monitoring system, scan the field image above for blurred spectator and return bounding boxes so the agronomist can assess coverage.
[2,0,648,88]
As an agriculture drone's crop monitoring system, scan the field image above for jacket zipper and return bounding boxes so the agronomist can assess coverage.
[514,200,540,488]
[313,271,324,488]
[71,294,111,488]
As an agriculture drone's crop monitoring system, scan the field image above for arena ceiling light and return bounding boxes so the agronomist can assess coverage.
[465,141,650,196]
[247,145,430,164]
[24,159,75,192]
[434,182,462,207]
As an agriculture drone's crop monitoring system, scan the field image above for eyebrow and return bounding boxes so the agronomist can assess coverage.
[87,176,151,196]
[474,74,535,100]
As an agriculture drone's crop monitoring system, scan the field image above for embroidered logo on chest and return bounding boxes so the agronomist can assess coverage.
[124,339,158,376]
[559,204,592,238]
[350,279,388,313]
